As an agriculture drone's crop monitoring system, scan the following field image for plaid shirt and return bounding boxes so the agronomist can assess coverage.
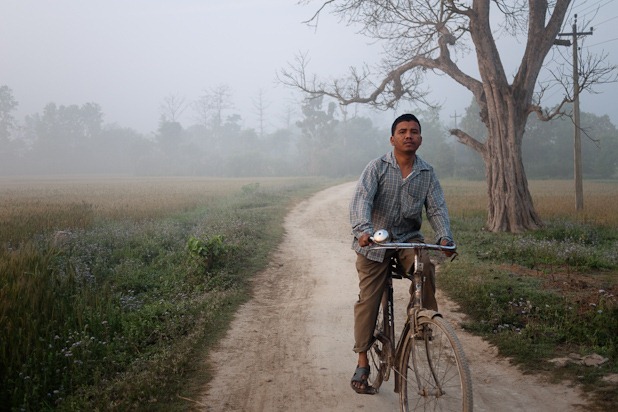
[349,151,453,262]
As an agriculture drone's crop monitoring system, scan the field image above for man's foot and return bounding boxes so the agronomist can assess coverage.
[350,365,376,395]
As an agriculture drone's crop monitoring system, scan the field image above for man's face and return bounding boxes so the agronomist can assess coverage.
[390,120,422,154]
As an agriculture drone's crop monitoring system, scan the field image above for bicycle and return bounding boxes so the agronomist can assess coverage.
[366,229,473,411]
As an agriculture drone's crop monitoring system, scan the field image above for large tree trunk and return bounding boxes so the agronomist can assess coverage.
[484,124,542,232]
[468,1,546,232]
[483,92,543,232]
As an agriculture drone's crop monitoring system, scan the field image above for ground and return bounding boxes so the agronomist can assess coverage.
[500,263,617,314]
[196,182,589,411]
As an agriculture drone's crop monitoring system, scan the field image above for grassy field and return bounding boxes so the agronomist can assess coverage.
[440,179,618,410]
[1,177,616,410]
[0,176,335,411]
[444,179,618,225]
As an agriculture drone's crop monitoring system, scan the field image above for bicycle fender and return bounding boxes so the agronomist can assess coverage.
[417,309,442,319]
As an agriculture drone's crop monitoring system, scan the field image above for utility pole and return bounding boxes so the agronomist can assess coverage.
[556,14,593,211]
[450,111,461,176]
[450,111,460,128]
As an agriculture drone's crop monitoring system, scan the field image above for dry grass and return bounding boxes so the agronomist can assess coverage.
[5,177,615,229]
[442,179,618,225]
[0,176,313,245]
[0,176,298,218]
[529,180,618,225]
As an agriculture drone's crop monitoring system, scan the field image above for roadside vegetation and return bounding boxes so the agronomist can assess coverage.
[438,179,618,411]
[2,177,616,411]
[0,176,333,411]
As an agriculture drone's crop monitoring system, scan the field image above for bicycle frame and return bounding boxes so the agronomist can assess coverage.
[379,273,396,383]
[370,236,458,393]
[367,230,472,411]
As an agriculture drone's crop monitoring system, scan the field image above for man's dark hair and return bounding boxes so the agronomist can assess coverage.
[391,113,421,136]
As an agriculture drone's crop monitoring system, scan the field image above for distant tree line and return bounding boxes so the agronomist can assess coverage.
[0,85,616,179]
[451,100,618,180]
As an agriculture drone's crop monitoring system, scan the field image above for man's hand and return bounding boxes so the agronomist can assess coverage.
[358,233,373,247]
[439,238,456,258]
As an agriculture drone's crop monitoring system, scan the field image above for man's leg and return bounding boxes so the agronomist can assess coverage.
[397,247,438,311]
[420,249,438,311]
[351,252,391,393]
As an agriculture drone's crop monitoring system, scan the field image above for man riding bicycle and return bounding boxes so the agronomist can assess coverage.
[349,113,455,394]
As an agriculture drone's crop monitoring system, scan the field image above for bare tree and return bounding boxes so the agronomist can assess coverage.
[159,93,187,123]
[252,89,271,137]
[280,0,617,232]
[0,85,18,144]
[192,84,234,130]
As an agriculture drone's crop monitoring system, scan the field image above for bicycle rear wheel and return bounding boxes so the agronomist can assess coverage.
[399,316,473,411]
[367,289,391,392]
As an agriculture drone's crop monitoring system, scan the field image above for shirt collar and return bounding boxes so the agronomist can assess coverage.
[384,150,430,171]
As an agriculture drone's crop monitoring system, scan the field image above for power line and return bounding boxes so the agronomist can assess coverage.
[587,36,618,48]
[568,0,614,31]
[564,1,618,52]
[571,0,612,16]
[592,15,618,27]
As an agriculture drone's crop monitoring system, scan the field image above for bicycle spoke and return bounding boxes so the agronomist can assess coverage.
[399,317,473,411]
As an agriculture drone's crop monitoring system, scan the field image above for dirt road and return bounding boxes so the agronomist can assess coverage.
[199,182,587,411]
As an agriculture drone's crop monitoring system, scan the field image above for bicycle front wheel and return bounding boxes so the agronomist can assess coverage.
[399,316,473,411]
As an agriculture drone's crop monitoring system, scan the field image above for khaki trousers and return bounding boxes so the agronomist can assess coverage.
[353,247,436,353]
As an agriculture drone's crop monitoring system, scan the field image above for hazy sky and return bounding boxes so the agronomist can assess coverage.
[2,0,618,134]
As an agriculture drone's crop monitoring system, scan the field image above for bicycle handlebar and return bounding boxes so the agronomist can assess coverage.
[369,241,457,252]
[368,229,457,253]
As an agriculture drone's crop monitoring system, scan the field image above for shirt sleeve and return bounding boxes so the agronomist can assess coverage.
[349,161,378,239]
[424,171,453,243]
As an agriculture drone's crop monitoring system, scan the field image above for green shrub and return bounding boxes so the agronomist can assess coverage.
[187,234,233,271]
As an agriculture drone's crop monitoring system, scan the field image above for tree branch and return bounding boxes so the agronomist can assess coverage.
[301,0,335,26]
[448,128,487,157]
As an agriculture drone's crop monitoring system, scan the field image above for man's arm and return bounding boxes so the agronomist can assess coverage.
[424,172,453,243]
[350,163,379,242]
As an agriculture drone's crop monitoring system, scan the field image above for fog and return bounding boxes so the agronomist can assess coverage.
[1,1,618,177]
[2,0,390,134]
